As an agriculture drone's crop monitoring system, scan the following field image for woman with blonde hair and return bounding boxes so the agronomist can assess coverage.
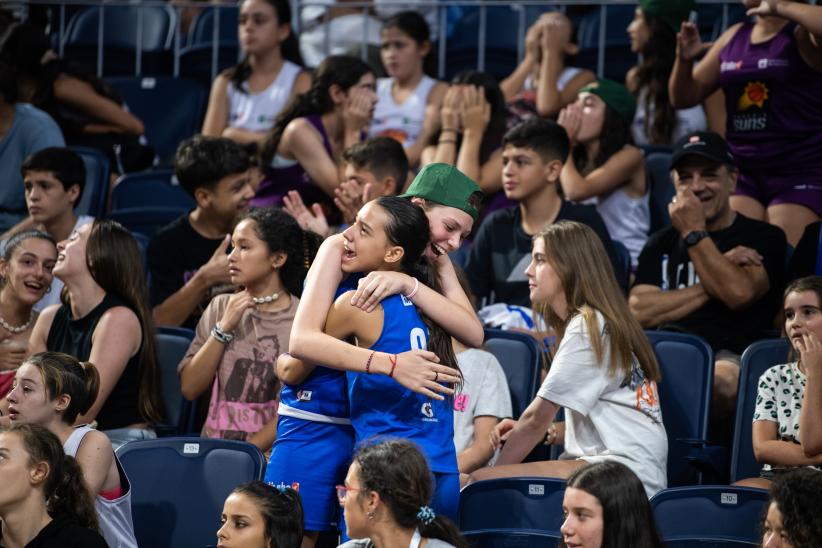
[469,220,667,497]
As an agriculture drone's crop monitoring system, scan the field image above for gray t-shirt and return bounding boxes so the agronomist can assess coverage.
[453,348,512,465]
[339,538,456,548]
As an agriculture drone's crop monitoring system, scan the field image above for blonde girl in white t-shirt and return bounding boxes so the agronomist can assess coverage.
[468,220,668,497]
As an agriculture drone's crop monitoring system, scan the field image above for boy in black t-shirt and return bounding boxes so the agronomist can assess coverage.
[630,131,787,422]
[147,136,254,328]
[464,118,619,307]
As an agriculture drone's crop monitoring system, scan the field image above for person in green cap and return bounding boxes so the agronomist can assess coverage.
[626,0,720,146]
[557,79,649,268]
[284,159,484,394]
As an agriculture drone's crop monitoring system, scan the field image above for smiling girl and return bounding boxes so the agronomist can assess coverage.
[179,208,320,451]
[0,231,56,399]
[470,221,667,497]
[27,220,163,448]
[271,195,468,544]
[202,0,310,146]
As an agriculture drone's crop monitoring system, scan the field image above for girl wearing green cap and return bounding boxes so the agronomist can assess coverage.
[626,1,721,145]
[558,81,649,267]
[286,163,484,398]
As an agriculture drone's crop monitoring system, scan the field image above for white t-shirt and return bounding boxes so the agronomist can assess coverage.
[226,60,301,133]
[35,215,94,312]
[453,348,513,466]
[537,311,668,497]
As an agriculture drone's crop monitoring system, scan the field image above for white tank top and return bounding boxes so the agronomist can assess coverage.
[369,75,437,146]
[631,86,707,146]
[596,187,650,268]
[64,426,139,548]
[227,60,301,133]
[523,66,582,93]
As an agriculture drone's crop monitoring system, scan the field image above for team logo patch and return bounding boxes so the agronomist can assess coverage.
[420,401,434,418]
[297,390,313,402]
[738,82,768,110]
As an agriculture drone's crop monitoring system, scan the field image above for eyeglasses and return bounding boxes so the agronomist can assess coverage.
[335,485,362,503]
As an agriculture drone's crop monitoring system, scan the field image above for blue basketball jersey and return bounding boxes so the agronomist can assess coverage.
[347,294,458,473]
[278,274,362,423]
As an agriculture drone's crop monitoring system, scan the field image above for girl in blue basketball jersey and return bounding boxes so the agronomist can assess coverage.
[270,196,465,543]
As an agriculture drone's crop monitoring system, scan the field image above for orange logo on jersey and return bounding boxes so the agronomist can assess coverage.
[738,82,769,111]
[379,128,408,145]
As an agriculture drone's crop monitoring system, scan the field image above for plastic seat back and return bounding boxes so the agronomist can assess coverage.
[116,437,265,548]
[483,329,541,419]
[646,331,715,486]
[70,146,110,218]
[730,339,791,483]
[107,77,207,164]
[156,332,197,433]
[651,485,769,546]
[460,477,566,542]
[189,6,240,46]
[111,169,195,211]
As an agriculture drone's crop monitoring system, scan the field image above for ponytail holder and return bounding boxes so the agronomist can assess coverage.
[302,230,310,270]
[417,505,436,525]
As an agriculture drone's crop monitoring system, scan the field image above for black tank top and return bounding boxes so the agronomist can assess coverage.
[46,294,143,430]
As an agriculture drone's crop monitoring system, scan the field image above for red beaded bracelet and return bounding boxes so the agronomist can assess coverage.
[388,354,398,377]
[365,350,377,374]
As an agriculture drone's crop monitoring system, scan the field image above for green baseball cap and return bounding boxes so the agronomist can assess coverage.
[400,163,481,222]
[580,79,637,124]
[639,0,695,33]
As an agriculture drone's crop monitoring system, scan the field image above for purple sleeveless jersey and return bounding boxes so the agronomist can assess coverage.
[719,22,822,171]
[253,114,338,220]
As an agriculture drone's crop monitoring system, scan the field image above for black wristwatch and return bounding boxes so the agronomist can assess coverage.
[684,230,709,248]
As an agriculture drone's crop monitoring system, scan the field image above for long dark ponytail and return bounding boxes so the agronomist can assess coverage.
[632,12,677,145]
[228,0,304,93]
[258,55,374,166]
[375,196,460,380]
[6,423,100,531]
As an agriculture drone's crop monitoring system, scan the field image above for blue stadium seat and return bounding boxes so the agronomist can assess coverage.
[69,146,109,219]
[116,437,265,548]
[483,329,541,419]
[179,43,241,89]
[730,338,791,483]
[445,6,521,80]
[651,485,770,546]
[155,331,198,436]
[111,170,195,211]
[459,477,565,546]
[646,152,674,234]
[62,5,176,75]
[574,5,637,81]
[188,6,240,46]
[108,207,186,240]
[645,331,721,486]
[106,77,207,165]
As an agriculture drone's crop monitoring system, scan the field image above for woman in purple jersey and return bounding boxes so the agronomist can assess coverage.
[669,0,822,246]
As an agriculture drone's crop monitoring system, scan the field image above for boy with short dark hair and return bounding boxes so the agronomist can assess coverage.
[465,118,619,307]
[8,147,93,310]
[283,137,411,236]
[148,135,254,328]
